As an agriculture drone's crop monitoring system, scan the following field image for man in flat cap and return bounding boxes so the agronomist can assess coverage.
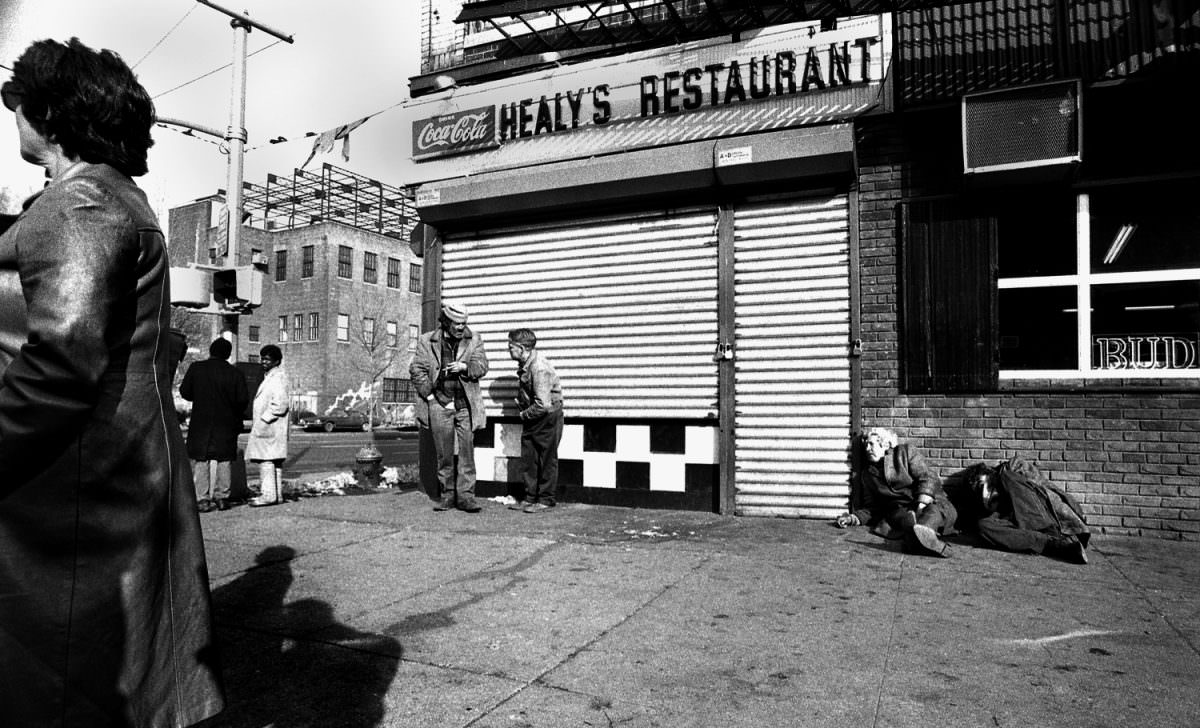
[410,301,490,512]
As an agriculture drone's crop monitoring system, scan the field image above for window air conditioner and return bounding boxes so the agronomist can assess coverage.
[962,80,1081,174]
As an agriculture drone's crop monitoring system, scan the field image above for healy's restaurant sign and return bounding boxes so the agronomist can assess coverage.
[412,27,882,161]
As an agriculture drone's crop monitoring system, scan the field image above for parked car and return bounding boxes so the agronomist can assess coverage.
[395,403,417,430]
[300,408,371,432]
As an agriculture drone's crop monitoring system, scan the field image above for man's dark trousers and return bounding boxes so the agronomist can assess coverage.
[521,409,563,505]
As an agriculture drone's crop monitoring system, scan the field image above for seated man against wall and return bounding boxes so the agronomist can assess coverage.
[835,427,957,558]
[958,456,1090,565]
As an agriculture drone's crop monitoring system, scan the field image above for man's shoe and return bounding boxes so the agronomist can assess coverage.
[1046,537,1088,565]
[508,501,530,511]
[910,524,950,558]
[197,500,216,513]
[433,498,454,511]
[248,496,279,508]
[457,498,482,513]
[215,499,231,511]
[522,502,550,514]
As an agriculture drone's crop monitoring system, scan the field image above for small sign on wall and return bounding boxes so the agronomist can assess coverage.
[716,146,753,167]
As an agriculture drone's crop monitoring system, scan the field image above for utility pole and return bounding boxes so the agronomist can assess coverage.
[195,0,293,359]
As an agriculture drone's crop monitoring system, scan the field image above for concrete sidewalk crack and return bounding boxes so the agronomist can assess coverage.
[461,551,715,728]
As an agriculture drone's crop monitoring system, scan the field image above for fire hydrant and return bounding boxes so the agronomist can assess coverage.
[354,444,384,488]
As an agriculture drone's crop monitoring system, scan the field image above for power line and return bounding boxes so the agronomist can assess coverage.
[132,5,197,69]
[152,40,284,100]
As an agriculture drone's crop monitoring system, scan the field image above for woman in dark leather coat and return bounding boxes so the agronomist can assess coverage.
[0,38,224,726]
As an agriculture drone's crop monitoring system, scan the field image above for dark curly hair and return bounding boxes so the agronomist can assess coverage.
[11,37,155,177]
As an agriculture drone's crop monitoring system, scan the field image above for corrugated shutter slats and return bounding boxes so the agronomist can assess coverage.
[443,210,720,419]
[733,197,852,519]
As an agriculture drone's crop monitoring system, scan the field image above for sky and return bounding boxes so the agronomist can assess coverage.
[0,0,422,218]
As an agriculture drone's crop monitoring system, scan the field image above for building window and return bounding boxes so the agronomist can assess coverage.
[382,377,415,402]
[248,325,260,343]
[292,314,303,343]
[337,313,349,342]
[278,316,288,343]
[308,312,320,341]
[302,245,314,278]
[409,263,422,293]
[408,323,419,351]
[274,249,287,281]
[363,252,378,284]
[387,257,401,288]
[1001,183,1200,378]
[386,320,398,348]
[337,245,352,279]
[900,181,1200,391]
[362,317,376,347]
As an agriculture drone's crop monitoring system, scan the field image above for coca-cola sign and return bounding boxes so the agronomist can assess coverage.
[412,106,498,160]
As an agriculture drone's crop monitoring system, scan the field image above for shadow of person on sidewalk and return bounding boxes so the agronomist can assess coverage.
[196,545,401,728]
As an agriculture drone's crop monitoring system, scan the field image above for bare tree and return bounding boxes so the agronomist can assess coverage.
[345,292,406,433]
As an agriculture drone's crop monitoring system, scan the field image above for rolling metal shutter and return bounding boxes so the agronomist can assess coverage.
[443,209,720,419]
[732,196,852,518]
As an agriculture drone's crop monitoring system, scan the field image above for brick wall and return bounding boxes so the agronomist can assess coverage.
[855,114,1200,541]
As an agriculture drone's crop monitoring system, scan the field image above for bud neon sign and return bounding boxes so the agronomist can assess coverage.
[412,106,498,160]
[1093,334,1199,370]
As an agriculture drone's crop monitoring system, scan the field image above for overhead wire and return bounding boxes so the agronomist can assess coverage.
[152,40,285,100]
[132,5,197,69]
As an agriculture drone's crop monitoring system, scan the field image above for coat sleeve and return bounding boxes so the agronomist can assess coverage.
[180,363,196,402]
[0,178,136,490]
[410,336,436,399]
[260,377,289,423]
[463,334,489,381]
[901,445,941,499]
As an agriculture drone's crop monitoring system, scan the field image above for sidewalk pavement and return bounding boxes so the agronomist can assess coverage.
[196,487,1200,728]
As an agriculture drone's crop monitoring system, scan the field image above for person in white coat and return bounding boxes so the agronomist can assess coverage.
[246,344,290,506]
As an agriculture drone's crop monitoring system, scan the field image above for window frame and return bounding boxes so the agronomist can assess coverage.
[302,245,315,278]
[308,312,320,341]
[337,245,352,279]
[408,263,422,293]
[337,313,350,342]
[363,251,378,284]
[274,249,287,282]
[387,257,401,288]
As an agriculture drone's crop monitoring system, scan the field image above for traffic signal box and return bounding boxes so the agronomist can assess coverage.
[169,265,264,314]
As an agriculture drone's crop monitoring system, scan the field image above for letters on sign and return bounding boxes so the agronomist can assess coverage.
[411,106,499,159]
[1093,334,1200,370]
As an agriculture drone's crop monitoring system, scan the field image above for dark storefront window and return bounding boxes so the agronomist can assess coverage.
[904,181,1200,389]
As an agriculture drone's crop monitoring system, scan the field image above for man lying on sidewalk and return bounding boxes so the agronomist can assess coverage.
[957,456,1090,564]
[835,427,956,558]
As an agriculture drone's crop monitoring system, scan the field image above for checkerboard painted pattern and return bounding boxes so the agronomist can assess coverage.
[473,421,718,494]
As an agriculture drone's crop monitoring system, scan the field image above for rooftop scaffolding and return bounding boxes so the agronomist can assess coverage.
[236,163,417,240]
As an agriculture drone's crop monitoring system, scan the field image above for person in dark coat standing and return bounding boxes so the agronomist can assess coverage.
[835,426,957,557]
[0,38,224,725]
[181,336,250,511]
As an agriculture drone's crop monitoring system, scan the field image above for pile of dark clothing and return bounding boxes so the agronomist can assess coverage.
[953,455,1090,564]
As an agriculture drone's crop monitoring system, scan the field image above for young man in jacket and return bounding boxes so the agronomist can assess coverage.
[410,302,490,512]
[506,328,564,513]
